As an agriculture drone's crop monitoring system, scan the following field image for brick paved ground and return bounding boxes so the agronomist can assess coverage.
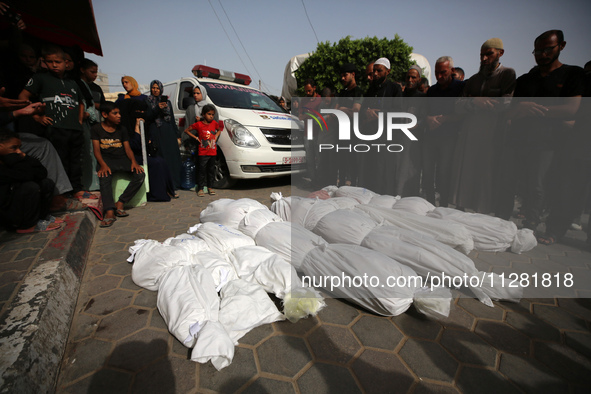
[4,177,591,393]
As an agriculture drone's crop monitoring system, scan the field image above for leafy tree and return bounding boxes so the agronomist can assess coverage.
[294,35,414,95]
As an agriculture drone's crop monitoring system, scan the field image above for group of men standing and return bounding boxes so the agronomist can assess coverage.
[298,29,590,246]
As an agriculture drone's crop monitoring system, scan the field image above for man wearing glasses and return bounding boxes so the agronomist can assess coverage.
[501,30,584,241]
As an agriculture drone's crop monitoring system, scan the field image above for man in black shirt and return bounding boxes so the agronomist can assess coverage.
[509,30,584,239]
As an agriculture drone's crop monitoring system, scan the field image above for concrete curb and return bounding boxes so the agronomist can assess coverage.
[0,211,96,393]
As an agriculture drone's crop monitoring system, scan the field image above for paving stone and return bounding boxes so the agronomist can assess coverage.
[238,322,274,345]
[82,275,121,297]
[119,275,141,290]
[499,353,568,393]
[472,258,492,272]
[549,254,589,268]
[133,289,157,308]
[440,329,497,367]
[475,320,530,356]
[297,362,361,394]
[494,298,532,313]
[0,270,26,283]
[59,368,132,394]
[557,298,591,321]
[399,338,458,383]
[391,309,442,340]
[317,297,360,325]
[242,378,296,394]
[519,259,570,274]
[508,253,531,263]
[59,338,113,386]
[351,349,414,393]
[0,250,18,263]
[524,246,565,259]
[149,310,167,331]
[570,266,591,290]
[69,313,100,342]
[95,307,149,340]
[83,289,134,316]
[565,331,591,360]
[14,248,40,261]
[457,297,504,320]
[257,335,312,377]
[533,304,588,331]
[108,225,138,236]
[438,302,474,330]
[199,347,257,393]
[477,252,513,267]
[456,366,521,394]
[170,336,191,358]
[534,341,591,385]
[351,315,403,350]
[107,330,169,372]
[505,311,561,341]
[412,382,459,393]
[131,356,195,394]
[273,316,319,337]
[0,257,35,272]
[116,232,151,244]
[108,262,132,276]
[89,264,109,278]
[307,325,361,364]
[0,282,17,302]
[100,250,133,265]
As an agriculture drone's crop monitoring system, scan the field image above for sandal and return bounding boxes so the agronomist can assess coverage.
[99,217,117,228]
[537,234,556,246]
[197,189,204,197]
[17,220,62,234]
[114,209,129,217]
[208,188,216,196]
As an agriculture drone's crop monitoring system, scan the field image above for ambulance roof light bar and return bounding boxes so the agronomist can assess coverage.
[192,65,252,86]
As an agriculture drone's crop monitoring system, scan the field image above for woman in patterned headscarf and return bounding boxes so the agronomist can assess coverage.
[145,79,182,190]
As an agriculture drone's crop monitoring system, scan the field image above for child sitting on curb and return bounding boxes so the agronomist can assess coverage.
[91,102,144,227]
[185,104,223,197]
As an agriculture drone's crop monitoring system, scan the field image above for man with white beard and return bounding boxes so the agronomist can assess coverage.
[449,38,515,213]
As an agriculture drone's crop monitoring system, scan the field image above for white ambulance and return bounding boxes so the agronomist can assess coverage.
[162,65,305,188]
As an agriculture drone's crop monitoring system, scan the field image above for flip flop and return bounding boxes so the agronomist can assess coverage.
[17,221,62,234]
[100,217,117,227]
[115,209,129,217]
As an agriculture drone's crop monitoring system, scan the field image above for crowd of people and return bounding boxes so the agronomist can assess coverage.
[0,5,187,230]
[1,6,589,247]
[291,31,590,247]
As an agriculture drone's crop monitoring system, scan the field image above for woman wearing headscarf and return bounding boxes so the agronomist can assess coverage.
[116,76,177,201]
[182,84,211,150]
[145,80,182,189]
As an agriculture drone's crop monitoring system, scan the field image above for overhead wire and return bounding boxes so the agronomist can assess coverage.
[301,0,319,44]
[217,0,270,92]
[206,0,254,80]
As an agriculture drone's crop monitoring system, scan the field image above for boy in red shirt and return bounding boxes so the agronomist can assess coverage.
[185,104,223,196]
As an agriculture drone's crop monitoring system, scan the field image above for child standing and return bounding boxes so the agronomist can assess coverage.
[185,104,223,196]
[18,45,85,197]
[91,102,145,227]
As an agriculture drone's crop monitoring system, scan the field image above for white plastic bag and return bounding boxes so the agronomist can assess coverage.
[131,240,194,291]
[238,208,282,239]
[334,186,379,204]
[254,222,327,270]
[218,279,285,343]
[200,198,267,228]
[356,205,474,255]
